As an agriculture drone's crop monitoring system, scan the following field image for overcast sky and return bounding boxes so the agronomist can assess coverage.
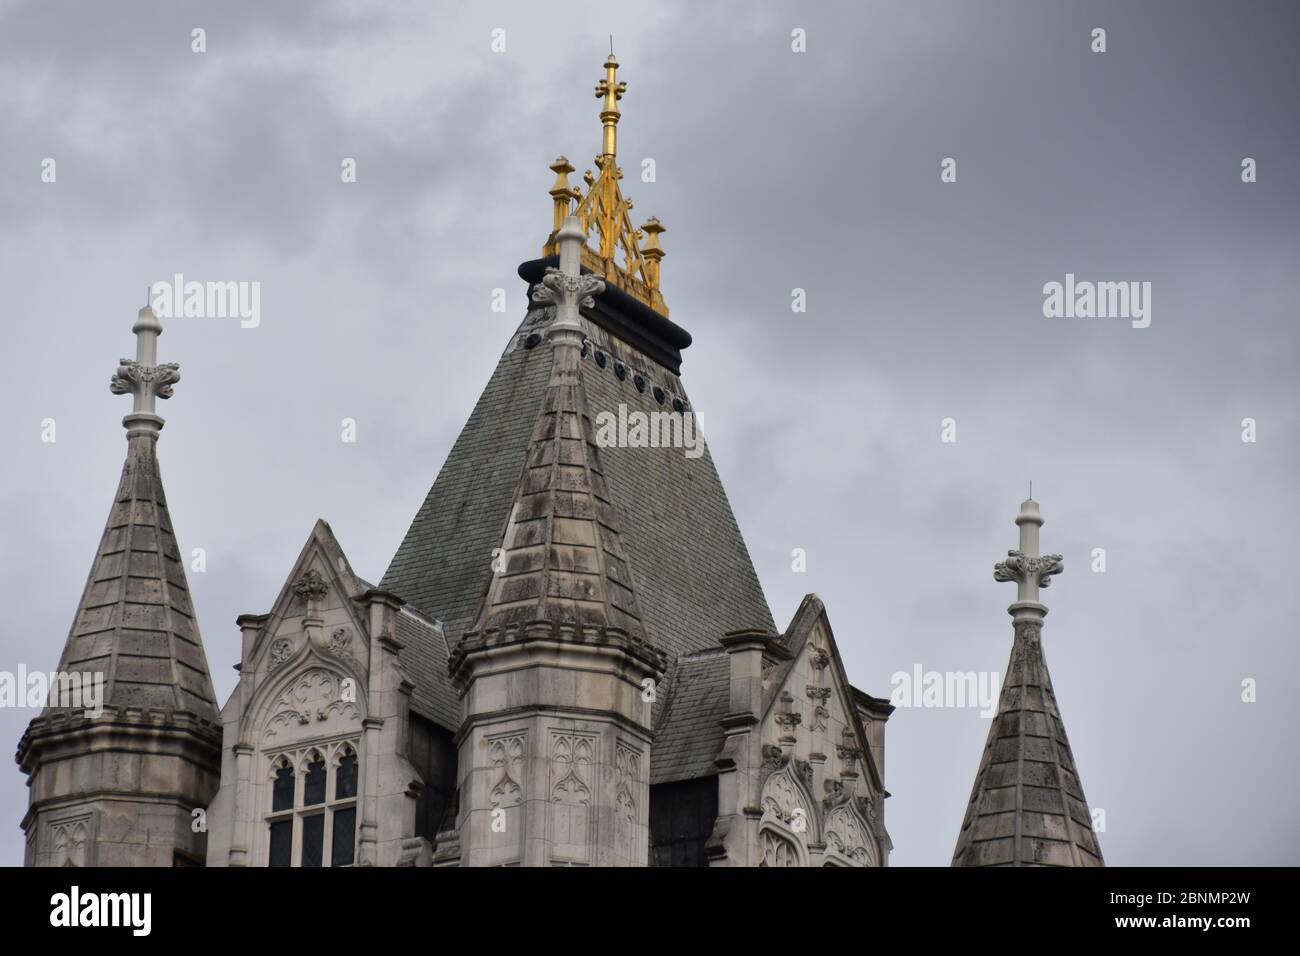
[1,0,1297,866]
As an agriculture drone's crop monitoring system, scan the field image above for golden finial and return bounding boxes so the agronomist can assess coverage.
[548,156,578,234]
[594,53,625,163]
[639,217,666,290]
[542,52,668,317]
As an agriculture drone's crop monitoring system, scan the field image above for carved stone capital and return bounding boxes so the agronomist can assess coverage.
[993,549,1064,588]
[531,268,605,313]
[110,359,181,400]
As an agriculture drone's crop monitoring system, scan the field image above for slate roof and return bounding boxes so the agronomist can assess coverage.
[952,622,1104,867]
[393,607,459,732]
[381,283,774,746]
[649,650,730,785]
[38,436,220,720]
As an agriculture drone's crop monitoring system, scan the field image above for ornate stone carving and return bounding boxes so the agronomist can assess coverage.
[759,758,818,858]
[263,669,360,739]
[327,627,353,655]
[774,711,802,731]
[806,685,831,732]
[110,359,181,400]
[825,804,875,866]
[793,758,815,793]
[993,549,1063,588]
[856,793,879,831]
[614,742,639,824]
[614,741,640,855]
[50,816,90,867]
[549,732,595,861]
[822,777,850,812]
[268,638,294,670]
[760,744,788,772]
[530,268,605,313]
[551,734,593,805]
[488,734,524,809]
[761,768,809,830]
[808,646,830,671]
[760,828,799,867]
[291,569,329,603]
[775,690,802,737]
[836,727,862,763]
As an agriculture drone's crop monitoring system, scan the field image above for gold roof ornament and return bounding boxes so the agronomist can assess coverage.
[543,52,668,317]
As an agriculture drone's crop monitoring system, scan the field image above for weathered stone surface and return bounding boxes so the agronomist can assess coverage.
[18,431,222,867]
[952,621,1104,867]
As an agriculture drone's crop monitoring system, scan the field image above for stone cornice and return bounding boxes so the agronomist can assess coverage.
[16,709,222,775]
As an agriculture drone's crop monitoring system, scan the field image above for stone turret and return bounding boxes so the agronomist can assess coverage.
[445,215,666,866]
[16,302,221,866]
[952,497,1103,867]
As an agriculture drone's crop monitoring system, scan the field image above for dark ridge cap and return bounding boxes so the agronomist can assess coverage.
[517,255,692,374]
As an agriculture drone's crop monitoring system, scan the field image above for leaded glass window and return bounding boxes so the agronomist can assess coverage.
[264,741,361,867]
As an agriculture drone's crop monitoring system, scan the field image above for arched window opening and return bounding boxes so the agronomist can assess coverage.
[271,759,295,812]
[304,752,327,805]
[264,741,360,867]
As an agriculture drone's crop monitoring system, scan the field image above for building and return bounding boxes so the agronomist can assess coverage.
[17,54,1101,868]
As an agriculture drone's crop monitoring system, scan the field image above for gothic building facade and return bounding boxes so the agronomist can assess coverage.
[16,55,1101,869]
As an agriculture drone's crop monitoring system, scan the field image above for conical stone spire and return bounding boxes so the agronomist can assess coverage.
[16,302,221,867]
[447,217,665,867]
[464,215,650,643]
[951,498,1103,867]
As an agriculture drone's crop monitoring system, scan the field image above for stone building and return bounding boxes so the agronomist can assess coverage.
[17,54,1102,868]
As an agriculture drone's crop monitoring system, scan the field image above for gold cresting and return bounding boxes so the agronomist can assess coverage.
[544,53,668,317]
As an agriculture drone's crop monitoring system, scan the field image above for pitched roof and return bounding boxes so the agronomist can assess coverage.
[382,280,774,736]
[649,650,730,785]
[952,621,1104,867]
[41,435,220,720]
[394,606,459,732]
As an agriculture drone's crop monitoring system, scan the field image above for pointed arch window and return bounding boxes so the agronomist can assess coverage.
[265,741,360,867]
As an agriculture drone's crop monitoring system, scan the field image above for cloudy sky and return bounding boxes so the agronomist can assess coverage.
[1,0,1296,866]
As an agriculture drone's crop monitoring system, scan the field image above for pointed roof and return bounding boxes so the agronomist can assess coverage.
[952,499,1102,866]
[468,364,647,637]
[44,434,220,719]
[467,228,648,641]
[251,518,372,648]
[382,56,774,730]
[30,305,219,725]
[951,621,1103,866]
